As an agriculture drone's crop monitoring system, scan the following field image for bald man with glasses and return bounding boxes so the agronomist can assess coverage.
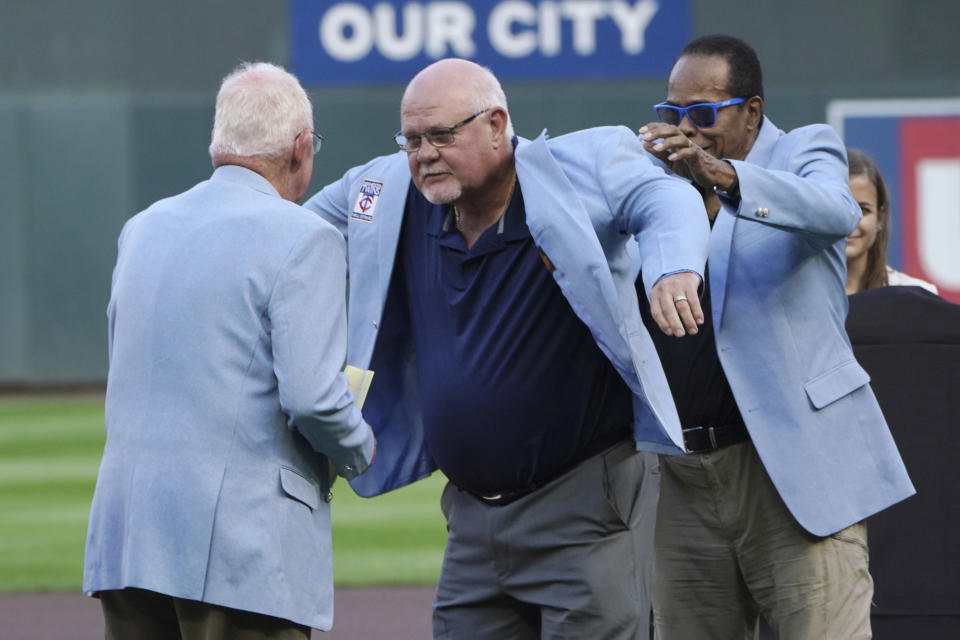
[637,34,913,639]
[306,58,710,639]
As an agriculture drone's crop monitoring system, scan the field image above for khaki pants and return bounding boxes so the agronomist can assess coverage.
[653,441,873,640]
[99,587,310,640]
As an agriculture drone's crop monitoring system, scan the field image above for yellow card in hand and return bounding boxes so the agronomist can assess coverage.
[344,365,374,409]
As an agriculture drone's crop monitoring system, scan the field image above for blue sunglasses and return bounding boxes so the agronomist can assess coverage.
[653,97,746,128]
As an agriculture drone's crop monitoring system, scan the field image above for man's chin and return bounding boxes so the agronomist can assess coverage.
[422,188,460,206]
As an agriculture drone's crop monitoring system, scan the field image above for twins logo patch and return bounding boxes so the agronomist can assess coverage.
[350,179,385,223]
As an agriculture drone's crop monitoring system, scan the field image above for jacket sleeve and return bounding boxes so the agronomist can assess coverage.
[728,124,861,244]
[269,221,375,479]
[594,126,711,296]
[303,173,353,240]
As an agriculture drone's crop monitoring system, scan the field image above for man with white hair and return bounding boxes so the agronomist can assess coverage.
[305,58,709,639]
[83,62,375,639]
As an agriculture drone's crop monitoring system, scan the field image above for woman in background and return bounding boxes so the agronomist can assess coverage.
[845,148,939,294]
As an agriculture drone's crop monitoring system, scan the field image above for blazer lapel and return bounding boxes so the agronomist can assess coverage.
[515,133,684,451]
[710,117,779,329]
[516,133,638,389]
[709,207,736,329]
[345,154,411,365]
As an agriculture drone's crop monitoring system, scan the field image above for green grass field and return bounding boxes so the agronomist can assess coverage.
[0,394,447,592]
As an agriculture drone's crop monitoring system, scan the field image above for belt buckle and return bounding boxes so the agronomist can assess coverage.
[683,425,718,454]
[473,485,537,507]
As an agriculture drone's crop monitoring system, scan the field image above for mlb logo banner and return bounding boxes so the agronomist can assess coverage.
[290,0,690,86]
[828,98,960,303]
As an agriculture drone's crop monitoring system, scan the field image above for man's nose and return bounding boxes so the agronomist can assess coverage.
[416,139,441,162]
[678,114,699,137]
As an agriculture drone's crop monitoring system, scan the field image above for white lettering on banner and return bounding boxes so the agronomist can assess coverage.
[487,0,660,58]
[321,3,374,62]
[539,1,561,56]
[562,1,606,55]
[425,2,476,58]
[609,0,659,54]
[319,1,660,62]
[321,2,475,62]
[375,3,423,60]
[489,2,536,57]
[917,159,960,288]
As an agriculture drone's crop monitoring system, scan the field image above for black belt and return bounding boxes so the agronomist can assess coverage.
[682,421,750,454]
[461,432,632,507]
[464,483,546,507]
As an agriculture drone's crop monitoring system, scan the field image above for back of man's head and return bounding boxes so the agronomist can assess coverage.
[209,62,313,162]
[678,35,764,101]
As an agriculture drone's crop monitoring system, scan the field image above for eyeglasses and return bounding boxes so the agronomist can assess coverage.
[394,109,489,152]
[295,129,325,154]
[652,98,745,128]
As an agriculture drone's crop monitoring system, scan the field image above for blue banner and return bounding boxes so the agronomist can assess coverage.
[291,0,690,86]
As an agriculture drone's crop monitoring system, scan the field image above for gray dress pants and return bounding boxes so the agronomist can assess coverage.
[433,440,658,640]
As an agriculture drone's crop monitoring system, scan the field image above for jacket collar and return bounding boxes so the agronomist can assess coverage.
[708,116,781,330]
[743,116,780,168]
[210,165,281,199]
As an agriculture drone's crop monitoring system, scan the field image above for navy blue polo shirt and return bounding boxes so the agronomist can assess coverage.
[399,180,632,495]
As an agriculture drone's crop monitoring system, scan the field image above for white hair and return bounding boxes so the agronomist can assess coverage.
[208,62,313,160]
[468,65,514,140]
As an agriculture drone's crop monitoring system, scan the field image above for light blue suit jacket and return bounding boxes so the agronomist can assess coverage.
[304,126,710,497]
[701,117,914,535]
[83,166,376,630]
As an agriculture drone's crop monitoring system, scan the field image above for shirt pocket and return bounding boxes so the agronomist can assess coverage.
[803,359,871,410]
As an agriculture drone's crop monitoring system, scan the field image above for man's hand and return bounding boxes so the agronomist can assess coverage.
[649,271,704,338]
[639,122,738,194]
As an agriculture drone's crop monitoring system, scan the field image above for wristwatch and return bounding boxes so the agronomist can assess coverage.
[713,162,740,200]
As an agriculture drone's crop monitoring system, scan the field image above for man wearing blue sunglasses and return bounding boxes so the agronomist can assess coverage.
[637,35,914,639]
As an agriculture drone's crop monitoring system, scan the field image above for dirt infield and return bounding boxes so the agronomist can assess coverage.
[0,587,434,639]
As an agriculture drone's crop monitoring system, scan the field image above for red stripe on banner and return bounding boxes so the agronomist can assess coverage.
[899,117,960,302]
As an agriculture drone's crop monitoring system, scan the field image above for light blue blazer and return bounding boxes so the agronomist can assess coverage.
[702,117,914,535]
[304,126,710,497]
[83,166,376,630]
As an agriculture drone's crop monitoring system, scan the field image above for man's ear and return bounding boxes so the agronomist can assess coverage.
[488,108,509,147]
[746,96,764,131]
[289,130,310,172]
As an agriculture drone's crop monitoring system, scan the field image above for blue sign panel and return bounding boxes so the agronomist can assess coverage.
[291,0,690,86]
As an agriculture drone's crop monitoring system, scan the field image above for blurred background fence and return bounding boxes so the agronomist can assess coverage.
[2,0,958,384]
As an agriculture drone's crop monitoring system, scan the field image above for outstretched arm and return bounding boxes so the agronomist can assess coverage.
[596,127,711,336]
[271,223,375,479]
